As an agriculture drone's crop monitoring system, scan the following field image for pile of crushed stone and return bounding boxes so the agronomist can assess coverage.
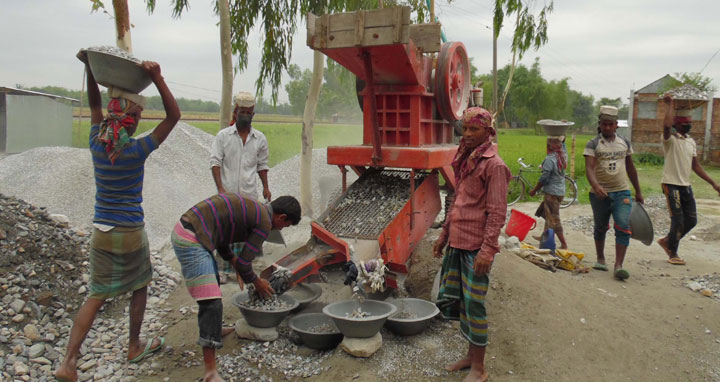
[0,123,356,252]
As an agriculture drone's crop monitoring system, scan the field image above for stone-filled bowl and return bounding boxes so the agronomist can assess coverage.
[85,48,152,94]
[285,283,323,312]
[385,298,440,336]
[232,292,298,328]
[289,313,343,350]
[322,300,397,338]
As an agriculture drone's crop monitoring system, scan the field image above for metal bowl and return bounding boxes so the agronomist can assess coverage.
[322,300,397,338]
[232,293,299,328]
[289,313,343,350]
[85,49,152,94]
[385,298,440,336]
[285,283,323,312]
[537,119,574,136]
[630,201,654,246]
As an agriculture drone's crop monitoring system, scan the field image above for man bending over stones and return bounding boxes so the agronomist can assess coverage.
[433,107,511,382]
[171,195,300,382]
[56,51,180,382]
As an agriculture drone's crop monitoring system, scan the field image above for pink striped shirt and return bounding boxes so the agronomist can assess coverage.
[440,144,511,259]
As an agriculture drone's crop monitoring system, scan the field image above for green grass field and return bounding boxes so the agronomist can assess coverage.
[72,122,720,203]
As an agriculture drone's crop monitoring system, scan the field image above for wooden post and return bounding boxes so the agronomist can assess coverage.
[570,133,576,180]
[218,0,233,130]
[363,51,383,164]
[112,0,132,52]
[703,95,714,162]
[430,0,435,23]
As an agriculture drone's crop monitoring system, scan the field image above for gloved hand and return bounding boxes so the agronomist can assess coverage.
[342,261,358,285]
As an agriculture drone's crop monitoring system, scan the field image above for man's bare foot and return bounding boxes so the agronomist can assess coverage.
[657,237,673,257]
[127,337,163,361]
[445,357,471,371]
[204,370,225,382]
[463,369,489,382]
[222,327,234,337]
[54,364,78,382]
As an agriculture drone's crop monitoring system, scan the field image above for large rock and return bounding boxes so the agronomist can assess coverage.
[340,333,382,358]
[234,318,279,342]
[23,324,42,342]
[29,343,45,358]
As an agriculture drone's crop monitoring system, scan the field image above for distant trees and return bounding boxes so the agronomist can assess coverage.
[284,63,362,120]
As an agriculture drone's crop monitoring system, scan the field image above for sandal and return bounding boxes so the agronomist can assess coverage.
[614,269,630,280]
[592,262,608,271]
[667,257,686,265]
[129,337,165,364]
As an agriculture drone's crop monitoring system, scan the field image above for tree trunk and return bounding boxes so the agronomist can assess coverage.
[218,0,233,129]
[113,0,132,52]
[300,50,325,218]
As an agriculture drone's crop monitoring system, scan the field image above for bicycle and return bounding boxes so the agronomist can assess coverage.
[507,157,578,208]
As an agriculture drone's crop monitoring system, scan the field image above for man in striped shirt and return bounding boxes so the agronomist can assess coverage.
[56,53,180,382]
[433,107,510,382]
[172,194,300,382]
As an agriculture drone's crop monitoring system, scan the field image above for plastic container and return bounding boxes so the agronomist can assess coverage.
[505,209,537,241]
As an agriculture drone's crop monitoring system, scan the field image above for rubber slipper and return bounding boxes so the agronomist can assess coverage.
[129,336,165,364]
[667,257,686,265]
[592,262,608,271]
[614,269,630,280]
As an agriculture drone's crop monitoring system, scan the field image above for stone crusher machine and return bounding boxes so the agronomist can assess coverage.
[262,6,472,289]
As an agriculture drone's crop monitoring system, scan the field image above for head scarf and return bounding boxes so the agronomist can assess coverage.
[452,107,495,180]
[98,98,142,164]
[547,137,567,171]
[674,116,692,125]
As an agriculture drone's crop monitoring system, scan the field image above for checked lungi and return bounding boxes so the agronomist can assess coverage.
[171,222,223,301]
[88,226,152,300]
[436,247,490,347]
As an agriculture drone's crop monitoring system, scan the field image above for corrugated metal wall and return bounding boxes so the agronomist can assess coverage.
[2,94,73,153]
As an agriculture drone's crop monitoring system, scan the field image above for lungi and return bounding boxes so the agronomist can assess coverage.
[89,226,152,299]
[171,221,222,301]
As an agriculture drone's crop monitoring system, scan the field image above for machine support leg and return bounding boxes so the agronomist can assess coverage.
[362,50,383,164]
[409,170,416,230]
[338,165,348,192]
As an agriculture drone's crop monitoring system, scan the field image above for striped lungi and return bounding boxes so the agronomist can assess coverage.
[436,247,489,347]
[171,221,222,301]
[89,226,152,300]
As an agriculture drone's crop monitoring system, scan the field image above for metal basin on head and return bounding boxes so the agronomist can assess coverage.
[322,300,397,338]
[289,313,343,350]
[232,292,298,328]
[85,49,153,94]
[285,283,322,312]
[385,298,439,336]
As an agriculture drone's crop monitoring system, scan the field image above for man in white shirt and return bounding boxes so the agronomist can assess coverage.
[210,91,271,282]
[657,96,720,265]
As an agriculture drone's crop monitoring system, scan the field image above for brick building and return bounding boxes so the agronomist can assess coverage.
[629,75,720,164]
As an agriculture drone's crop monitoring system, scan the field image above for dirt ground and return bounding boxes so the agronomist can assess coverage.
[135,199,720,382]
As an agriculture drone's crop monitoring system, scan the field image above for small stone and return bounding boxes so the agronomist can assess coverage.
[701,289,713,297]
[12,313,26,323]
[30,357,51,365]
[23,324,41,342]
[687,281,703,292]
[234,319,279,342]
[78,286,87,295]
[340,333,382,358]
[79,359,97,371]
[10,299,26,313]
[14,361,29,376]
[0,228,6,240]
[28,343,45,358]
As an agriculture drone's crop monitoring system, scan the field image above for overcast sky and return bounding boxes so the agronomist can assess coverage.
[1,0,719,104]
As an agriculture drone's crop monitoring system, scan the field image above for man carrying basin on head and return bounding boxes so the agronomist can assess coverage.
[56,51,181,382]
[584,105,644,280]
[657,96,720,265]
[210,91,271,284]
[171,194,300,382]
[433,107,511,382]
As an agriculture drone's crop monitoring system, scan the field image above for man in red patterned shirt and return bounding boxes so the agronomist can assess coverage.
[433,107,511,382]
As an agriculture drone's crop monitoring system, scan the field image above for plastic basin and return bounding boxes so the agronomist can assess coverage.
[289,313,343,350]
[385,298,439,336]
[285,283,322,312]
[85,49,152,94]
[232,292,298,328]
[322,300,397,338]
[630,201,654,246]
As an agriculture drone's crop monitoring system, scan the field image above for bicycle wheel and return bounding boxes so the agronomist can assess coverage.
[507,176,525,206]
[560,175,578,208]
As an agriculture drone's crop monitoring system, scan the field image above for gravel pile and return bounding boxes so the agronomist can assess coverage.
[0,122,216,250]
[85,46,141,63]
[0,193,181,382]
[685,273,720,302]
[663,84,708,101]
[564,195,672,237]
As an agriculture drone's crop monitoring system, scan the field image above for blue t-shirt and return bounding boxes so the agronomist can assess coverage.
[89,125,159,227]
[539,154,565,196]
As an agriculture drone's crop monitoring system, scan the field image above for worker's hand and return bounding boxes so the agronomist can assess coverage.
[432,239,447,258]
[473,253,493,275]
[263,187,272,202]
[252,277,275,299]
[342,262,358,285]
[713,183,720,196]
[592,185,608,199]
[235,272,245,291]
[635,192,644,205]
[76,50,89,65]
[141,61,163,82]
[528,187,539,197]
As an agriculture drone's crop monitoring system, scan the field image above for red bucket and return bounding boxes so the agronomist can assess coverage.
[505,209,537,241]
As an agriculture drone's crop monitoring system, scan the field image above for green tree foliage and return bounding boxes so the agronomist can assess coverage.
[476,58,596,132]
[672,72,716,94]
[594,97,628,120]
[284,62,363,119]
